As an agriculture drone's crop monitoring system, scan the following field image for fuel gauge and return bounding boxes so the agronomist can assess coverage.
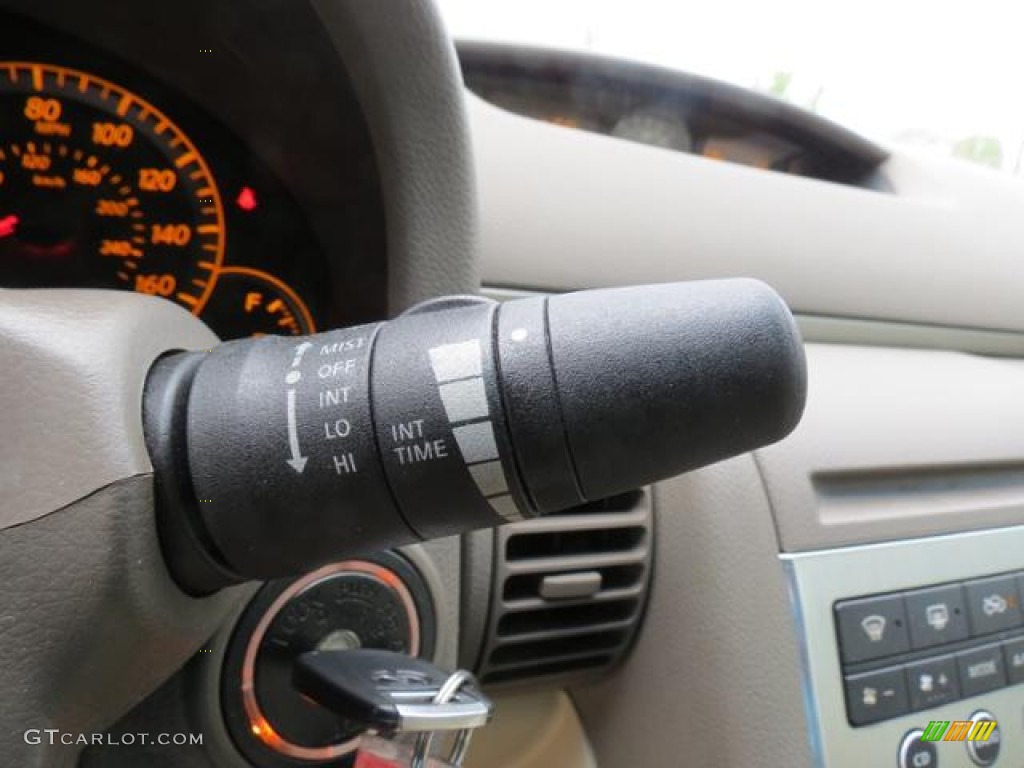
[200,267,315,338]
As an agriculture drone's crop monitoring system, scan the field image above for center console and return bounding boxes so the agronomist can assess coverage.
[787,526,1024,766]
[759,343,1024,767]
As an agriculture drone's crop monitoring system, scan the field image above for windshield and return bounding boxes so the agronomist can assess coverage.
[440,0,1024,176]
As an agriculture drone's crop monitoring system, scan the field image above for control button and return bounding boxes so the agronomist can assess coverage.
[844,666,909,725]
[905,585,969,650]
[1002,636,1024,684]
[835,595,910,663]
[965,575,1022,636]
[957,644,1007,697]
[906,655,959,711]
[899,729,938,768]
[966,711,1001,766]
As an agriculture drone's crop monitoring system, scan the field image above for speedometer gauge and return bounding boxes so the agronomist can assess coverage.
[612,105,693,153]
[0,62,225,312]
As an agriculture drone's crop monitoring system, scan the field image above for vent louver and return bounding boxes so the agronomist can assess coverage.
[477,489,654,686]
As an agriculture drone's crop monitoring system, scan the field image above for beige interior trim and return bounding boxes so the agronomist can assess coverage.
[464,690,596,768]
[796,314,1024,358]
[470,92,1024,335]
[483,286,1024,359]
[757,343,1024,551]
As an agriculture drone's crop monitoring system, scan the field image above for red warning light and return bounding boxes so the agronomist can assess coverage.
[0,214,19,238]
[236,187,258,212]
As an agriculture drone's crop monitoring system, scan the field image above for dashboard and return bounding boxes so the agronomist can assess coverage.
[0,10,387,339]
[5,3,1024,768]
[466,34,1024,768]
[458,41,890,189]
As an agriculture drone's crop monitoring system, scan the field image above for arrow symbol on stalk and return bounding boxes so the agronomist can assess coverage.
[292,341,313,368]
[286,388,307,473]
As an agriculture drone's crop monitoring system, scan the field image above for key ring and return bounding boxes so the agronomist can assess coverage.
[410,669,479,768]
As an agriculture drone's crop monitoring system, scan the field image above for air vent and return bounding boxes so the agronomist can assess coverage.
[477,488,654,686]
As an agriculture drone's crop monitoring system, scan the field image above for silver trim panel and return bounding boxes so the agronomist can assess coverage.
[784,525,1024,767]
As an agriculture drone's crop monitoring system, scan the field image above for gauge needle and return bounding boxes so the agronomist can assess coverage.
[0,215,19,238]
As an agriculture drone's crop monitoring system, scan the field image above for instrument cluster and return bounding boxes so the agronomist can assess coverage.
[0,12,360,339]
[459,42,888,188]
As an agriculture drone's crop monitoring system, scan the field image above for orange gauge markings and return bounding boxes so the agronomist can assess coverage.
[0,62,226,314]
[205,267,316,337]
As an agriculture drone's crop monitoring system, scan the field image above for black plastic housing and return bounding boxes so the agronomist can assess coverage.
[145,280,807,592]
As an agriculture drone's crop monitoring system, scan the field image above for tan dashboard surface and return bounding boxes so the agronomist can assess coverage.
[465,690,595,768]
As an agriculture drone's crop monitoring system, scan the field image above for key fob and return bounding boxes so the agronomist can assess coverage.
[293,649,490,733]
